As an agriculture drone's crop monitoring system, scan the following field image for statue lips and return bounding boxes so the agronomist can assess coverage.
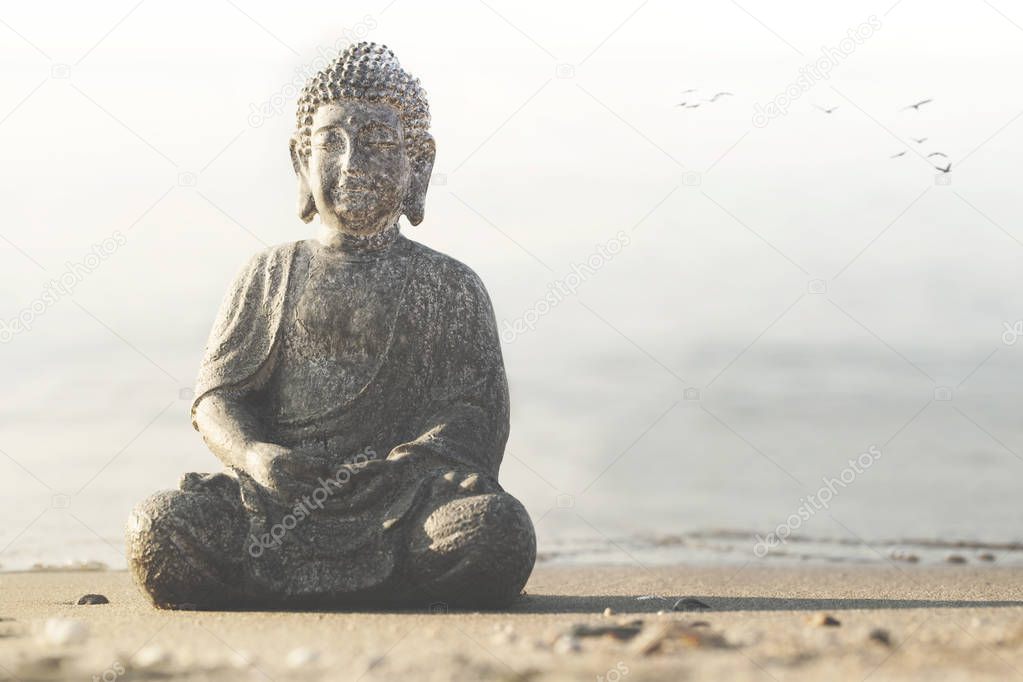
[332,190,371,219]
[339,179,371,191]
[336,185,369,198]
[332,181,375,207]
[336,171,392,196]
[332,179,397,227]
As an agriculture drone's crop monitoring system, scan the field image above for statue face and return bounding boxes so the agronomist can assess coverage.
[306,100,411,236]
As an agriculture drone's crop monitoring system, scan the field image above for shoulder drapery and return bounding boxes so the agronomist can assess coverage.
[190,242,301,428]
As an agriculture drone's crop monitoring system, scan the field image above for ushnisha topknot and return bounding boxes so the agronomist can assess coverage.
[294,41,431,166]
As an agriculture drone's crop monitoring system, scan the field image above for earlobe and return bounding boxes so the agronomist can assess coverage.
[403,136,436,227]
[299,188,316,223]
[289,136,317,223]
[403,183,425,226]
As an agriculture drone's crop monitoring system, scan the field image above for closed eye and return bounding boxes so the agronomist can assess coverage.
[362,125,399,147]
[313,131,347,151]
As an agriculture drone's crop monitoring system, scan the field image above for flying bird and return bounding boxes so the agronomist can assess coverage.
[706,92,733,102]
[902,99,933,111]
[934,162,952,173]
[927,152,949,158]
[890,151,907,158]
[911,137,928,144]
[815,105,839,114]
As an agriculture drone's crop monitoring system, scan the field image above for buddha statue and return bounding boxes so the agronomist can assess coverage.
[126,42,536,610]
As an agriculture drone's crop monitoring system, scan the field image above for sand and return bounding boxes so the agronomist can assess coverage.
[2,563,1023,681]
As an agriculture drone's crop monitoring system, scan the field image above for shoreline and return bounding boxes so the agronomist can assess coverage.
[6,527,1023,575]
[3,563,1023,680]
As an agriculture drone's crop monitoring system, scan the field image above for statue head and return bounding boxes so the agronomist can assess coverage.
[290,42,435,236]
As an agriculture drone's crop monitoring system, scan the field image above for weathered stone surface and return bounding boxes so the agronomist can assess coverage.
[126,42,535,610]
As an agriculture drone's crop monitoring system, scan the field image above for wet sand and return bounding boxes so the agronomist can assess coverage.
[2,563,1023,680]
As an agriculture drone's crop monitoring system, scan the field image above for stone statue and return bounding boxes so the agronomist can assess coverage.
[127,42,536,610]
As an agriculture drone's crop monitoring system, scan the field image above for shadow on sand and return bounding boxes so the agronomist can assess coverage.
[506,595,1023,614]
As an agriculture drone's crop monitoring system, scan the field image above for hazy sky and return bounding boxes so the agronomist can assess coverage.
[1,0,1022,567]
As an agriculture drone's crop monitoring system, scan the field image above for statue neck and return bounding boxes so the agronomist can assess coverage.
[316,223,402,259]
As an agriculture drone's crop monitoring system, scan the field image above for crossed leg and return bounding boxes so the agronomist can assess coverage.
[127,475,251,610]
[399,491,536,608]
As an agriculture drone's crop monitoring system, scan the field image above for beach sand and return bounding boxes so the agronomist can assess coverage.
[2,563,1023,681]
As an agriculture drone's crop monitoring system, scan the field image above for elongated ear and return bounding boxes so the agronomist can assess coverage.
[289,136,317,223]
[403,135,436,226]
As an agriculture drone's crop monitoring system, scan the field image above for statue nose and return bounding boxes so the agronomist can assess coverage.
[344,142,373,168]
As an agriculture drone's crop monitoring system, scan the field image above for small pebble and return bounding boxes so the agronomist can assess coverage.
[631,622,728,655]
[553,635,581,654]
[40,618,88,646]
[946,554,967,564]
[490,630,517,645]
[890,550,919,563]
[490,623,516,645]
[868,628,892,646]
[285,647,320,668]
[602,607,615,617]
[76,593,109,605]
[13,656,68,678]
[132,644,171,670]
[672,597,711,612]
[807,613,841,627]
[978,553,996,562]
[569,621,644,641]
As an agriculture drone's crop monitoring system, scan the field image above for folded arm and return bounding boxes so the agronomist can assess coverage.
[193,391,265,471]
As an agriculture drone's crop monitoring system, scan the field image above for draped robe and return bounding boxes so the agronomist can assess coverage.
[187,235,512,597]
